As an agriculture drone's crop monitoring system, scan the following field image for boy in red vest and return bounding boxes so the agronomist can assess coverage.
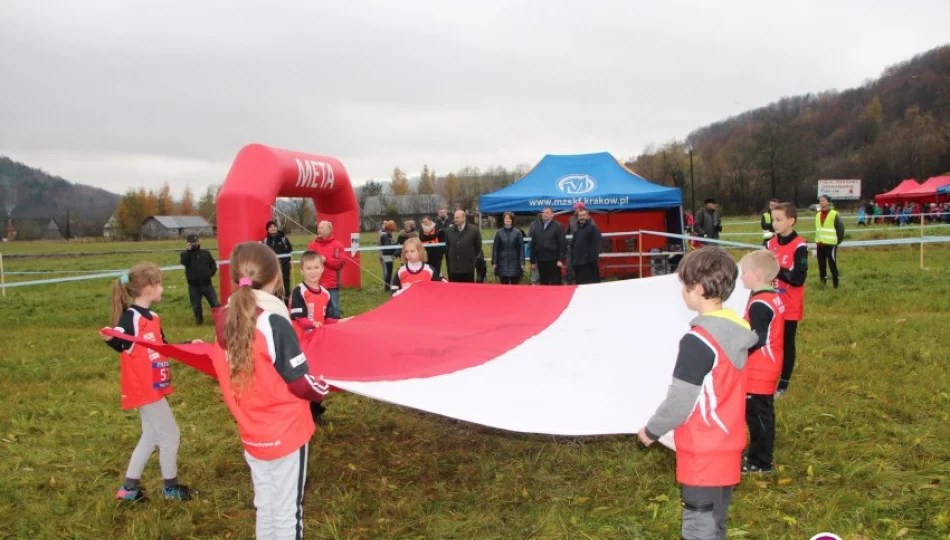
[739,250,786,474]
[766,202,808,397]
[289,251,333,340]
[639,248,757,540]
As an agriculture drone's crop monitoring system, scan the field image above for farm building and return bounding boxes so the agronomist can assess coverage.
[43,219,64,240]
[102,214,122,240]
[5,218,65,240]
[140,215,214,241]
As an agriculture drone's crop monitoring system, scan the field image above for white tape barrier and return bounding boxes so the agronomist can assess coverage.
[721,222,950,238]
[641,229,950,251]
[727,211,950,226]
[4,230,948,290]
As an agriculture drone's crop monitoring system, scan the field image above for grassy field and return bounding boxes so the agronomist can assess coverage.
[1,217,949,539]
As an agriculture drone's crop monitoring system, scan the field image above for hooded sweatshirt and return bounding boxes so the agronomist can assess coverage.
[645,310,757,441]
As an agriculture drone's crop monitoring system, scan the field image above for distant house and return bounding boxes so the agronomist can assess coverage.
[102,214,121,240]
[361,194,448,231]
[140,215,214,241]
[43,219,64,240]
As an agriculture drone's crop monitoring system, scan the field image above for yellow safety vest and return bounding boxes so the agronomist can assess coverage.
[762,211,773,239]
[815,209,839,245]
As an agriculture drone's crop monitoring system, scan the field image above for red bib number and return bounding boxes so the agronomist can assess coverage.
[151,358,172,389]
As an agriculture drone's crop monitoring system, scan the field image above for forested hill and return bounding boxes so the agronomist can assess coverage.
[629,44,950,213]
[0,156,119,237]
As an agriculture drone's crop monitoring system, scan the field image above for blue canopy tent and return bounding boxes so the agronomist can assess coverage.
[938,184,950,195]
[479,152,682,213]
[478,152,685,279]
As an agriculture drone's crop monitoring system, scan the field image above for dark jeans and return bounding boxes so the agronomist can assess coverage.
[498,275,520,284]
[449,272,474,283]
[816,244,839,285]
[188,283,220,323]
[427,247,444,281]
[681,485,733,540]
[381,260,394,292]
[777,320,798,392]
[573,263,600,285]
[537,261,562,285]
[327,288,341,319]
[745,393,775,469]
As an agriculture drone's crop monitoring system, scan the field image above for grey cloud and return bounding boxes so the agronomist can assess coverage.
[1,0,948,195]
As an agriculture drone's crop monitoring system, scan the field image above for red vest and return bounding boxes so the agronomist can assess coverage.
[212,311,315,460]
[767,235,807,321]
[672,326,747,487]
[397,263,434,290]
[119,310,174,410]
[743,291,786,395]
[293,284,329,341]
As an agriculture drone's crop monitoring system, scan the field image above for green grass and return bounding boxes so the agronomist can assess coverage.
[1,222,949,539]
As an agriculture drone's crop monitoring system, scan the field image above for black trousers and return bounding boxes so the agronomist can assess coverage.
[778,320,798,392]
[427,247,444,281]
[537,261,562,285]
[681,485,733,540]
[816,244,839,284]
[573,263,600,285]
[745,394,775,469]
[279,260,292,302]
[188,283,220,323]
[449,272,474,283]
[498,275,520,284]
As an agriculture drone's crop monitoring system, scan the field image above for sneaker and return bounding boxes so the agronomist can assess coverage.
[116,486,147,502]
[742,462,773,474]
[163,484,195,501]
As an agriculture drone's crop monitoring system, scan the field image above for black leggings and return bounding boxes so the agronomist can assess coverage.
[816,245,839,283]
[745,394,775,468]
[778,320,798,392]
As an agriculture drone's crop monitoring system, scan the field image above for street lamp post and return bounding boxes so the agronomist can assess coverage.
[688,148,695,216]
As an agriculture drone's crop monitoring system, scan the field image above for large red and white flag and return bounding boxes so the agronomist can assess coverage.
[104,274,748,442]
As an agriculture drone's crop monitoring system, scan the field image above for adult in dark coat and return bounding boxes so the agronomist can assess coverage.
[263,220,293,302]
[529,207,567,286]
[180,234,219,324]
[570,208,602,284]
[492,212,525,284]
[444,209,482,283]
[378,221,397,293]
[428,208,451,280]
[693,198,722,241]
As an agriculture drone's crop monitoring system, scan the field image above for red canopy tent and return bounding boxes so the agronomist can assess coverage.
[900,176,950,204]
[875,179,921,203]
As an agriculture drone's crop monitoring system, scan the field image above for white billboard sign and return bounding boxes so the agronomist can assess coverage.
[817,179,861,201]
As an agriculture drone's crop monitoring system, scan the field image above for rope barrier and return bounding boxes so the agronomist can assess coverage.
[3,228,948,291]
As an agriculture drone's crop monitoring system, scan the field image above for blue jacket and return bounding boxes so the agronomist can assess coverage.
[492,227,525,278]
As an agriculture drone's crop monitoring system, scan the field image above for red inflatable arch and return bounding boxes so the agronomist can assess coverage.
[216,144,361,300]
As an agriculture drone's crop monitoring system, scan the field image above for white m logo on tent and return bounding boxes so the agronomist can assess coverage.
[556,174,597,195]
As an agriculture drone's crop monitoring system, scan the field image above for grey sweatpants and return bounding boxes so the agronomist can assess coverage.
[245,444,309,540]
[126,397,180,481]
[681,485,733,540]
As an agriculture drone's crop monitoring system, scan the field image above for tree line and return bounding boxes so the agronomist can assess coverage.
[629,45,950,214]
[114,183,219,240]
[357,163,532,216]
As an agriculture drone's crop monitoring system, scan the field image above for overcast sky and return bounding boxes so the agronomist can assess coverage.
[1,0,948,197]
